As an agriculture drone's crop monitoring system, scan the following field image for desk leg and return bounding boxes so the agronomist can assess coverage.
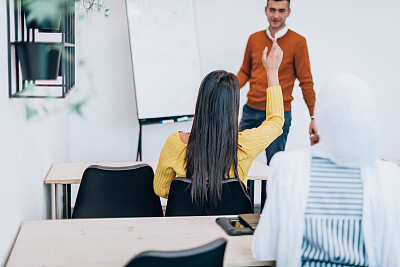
[55,184,72,219]
[55,184,62,219]
[247,180,255,210]
[51,184,56,220]
[65,184,71,218]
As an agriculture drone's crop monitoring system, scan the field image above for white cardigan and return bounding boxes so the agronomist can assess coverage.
[252,149,400,267]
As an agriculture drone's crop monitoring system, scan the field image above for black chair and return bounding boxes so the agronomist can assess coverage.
[125,238,227,267]
[72,164,163,218]
[165,177,253,216]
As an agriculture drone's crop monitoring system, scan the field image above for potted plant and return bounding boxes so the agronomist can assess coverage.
[18,0,69,80]
[22,0,64,32]
[16,42,62,80]
[17,0,107,80]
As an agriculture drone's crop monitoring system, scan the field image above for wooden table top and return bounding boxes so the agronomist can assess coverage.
[44,160,269,184]
[7,216,273,267]
[44,158,400,185]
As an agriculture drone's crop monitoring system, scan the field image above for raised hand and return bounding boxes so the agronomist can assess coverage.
[262,39,283,87]
[262,39,283,73]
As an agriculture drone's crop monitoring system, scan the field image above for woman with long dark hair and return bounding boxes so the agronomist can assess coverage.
[154,39,284,213]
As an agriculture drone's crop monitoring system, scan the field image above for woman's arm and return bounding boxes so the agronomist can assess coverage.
[153,134,178,199]
[239,39,284,159]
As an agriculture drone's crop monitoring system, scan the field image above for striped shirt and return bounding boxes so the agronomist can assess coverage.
[301,157,368,266]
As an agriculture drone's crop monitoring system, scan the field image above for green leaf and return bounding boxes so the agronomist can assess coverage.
[26,105,39,120]
[23,0,62,26]
[69,98,88,117]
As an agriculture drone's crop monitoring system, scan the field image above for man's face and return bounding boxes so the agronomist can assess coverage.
[265,0,291,31]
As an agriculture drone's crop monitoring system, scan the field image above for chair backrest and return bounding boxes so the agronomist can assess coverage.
[72,164,163,218]
[165,177,253,216]
[125,238,227,267]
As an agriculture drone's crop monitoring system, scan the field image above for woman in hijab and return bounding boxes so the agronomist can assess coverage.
[252,73,400,266]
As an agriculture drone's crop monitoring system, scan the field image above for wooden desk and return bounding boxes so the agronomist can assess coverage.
[45,160,269,219]
[45,161,159,184]
[7,216,274,267]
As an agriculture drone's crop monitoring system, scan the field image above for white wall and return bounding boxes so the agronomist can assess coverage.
[69,1,139,162]
[0,1,70,265]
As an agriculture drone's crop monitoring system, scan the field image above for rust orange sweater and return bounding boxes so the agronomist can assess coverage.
[237,29,315,116]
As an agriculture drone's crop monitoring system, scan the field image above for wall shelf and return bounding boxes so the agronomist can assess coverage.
[7,0,75,98]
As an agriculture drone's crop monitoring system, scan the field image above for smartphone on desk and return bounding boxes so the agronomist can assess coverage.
[215,213,260,236]
[238,213,260,230]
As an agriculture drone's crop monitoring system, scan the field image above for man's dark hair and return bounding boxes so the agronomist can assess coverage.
[267,0,290,7]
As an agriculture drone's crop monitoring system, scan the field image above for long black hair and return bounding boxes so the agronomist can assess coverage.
[186,70,240,213]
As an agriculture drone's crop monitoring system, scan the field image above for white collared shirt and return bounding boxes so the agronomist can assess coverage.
[266,25,289,40]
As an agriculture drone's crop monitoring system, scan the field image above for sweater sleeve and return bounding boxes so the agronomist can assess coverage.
[294,38,316,116]
[238,86,284,159]
[153,134,178,199]
[237,36,252,88]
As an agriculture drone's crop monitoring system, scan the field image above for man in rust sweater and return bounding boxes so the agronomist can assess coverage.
[238,0,316,208]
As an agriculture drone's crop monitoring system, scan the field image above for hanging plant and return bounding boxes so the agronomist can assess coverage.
[80,0,106,13]
[22,0,64,32]
[74,0,109,17]
[14,0,108,119]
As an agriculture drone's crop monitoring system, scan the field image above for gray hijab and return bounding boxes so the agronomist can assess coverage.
[312,73,381,168]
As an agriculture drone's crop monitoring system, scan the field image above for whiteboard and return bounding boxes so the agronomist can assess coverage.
[126,0,202,120]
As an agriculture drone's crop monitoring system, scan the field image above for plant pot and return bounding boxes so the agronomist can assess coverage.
[58,57,63,77]
[22,0,62,32]
[16,42,62,80]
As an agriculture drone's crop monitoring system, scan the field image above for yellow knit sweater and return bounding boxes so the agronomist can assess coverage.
[154,86,284,199]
